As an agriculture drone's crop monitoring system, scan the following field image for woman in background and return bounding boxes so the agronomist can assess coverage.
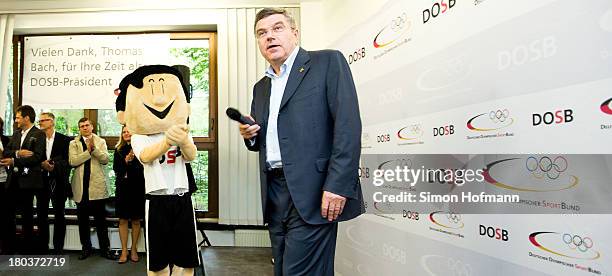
[113,125,145,263]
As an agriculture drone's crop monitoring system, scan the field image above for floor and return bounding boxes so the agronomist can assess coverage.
[0,250,146,276]
[0,247,274,276]
[201,247,274,276]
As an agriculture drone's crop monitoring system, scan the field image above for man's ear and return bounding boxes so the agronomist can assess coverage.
[117,111,125,125]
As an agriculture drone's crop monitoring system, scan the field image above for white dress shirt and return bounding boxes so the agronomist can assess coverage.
[46,131,55,160]
[264,46,300,168]
[20,125,34,148]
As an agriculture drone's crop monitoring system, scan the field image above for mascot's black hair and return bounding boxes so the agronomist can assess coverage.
[115,65,190,112]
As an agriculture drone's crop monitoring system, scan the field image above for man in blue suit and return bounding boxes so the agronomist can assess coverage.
[239,8,364,276]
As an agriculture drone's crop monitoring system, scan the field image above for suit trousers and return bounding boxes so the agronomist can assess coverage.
[76,198,109,251]
[18,188,45,253]
[0,183,13,253]
[266,170,338,276]
[38,176,68,252]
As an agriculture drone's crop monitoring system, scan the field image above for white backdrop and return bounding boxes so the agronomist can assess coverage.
[22,34,169,110]
[333,0,612,275]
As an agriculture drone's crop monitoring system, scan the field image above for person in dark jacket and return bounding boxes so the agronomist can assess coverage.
[1,105,46,254]
[38,112,71,254]
[113,125,145,263]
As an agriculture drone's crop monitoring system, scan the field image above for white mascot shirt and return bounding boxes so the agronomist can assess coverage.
[131,133,193,195]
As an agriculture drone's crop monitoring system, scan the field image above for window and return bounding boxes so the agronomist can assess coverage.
[169,40,211,137]
[98,109,122,137]
[3,44,14,136]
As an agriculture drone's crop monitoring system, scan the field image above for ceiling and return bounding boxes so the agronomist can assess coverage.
[0,0,301,13]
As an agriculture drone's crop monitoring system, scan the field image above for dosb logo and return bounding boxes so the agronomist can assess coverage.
[498,36,556,70]
[433,125,454,136]
[423,0,456,24]
[358,167,370,179]
[479,224,508,241]
[402,210,419,221]
[532,109,573,126]
[377,134,391,143]
[347,47,366,65]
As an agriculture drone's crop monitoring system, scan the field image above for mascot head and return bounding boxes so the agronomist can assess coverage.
[115,65,190,135]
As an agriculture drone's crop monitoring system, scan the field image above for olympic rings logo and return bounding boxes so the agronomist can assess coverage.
[446,212,462,224]
[420,255,473,276]
[373,201,400,215]
[389,13,408,32]
[489,109,509,123]
[529,231,600,260]
[429,211,464,229]
[378,158,413,170]
[447,258,471,276]
[467,109,514,131]
[373,12,411,48]
[397,124,424,140]
[525,156,567,180]
[563,234,593,253]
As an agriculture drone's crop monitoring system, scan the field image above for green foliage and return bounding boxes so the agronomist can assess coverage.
[51,109,83,137]
[191,151,209,211]
[169,48,210,92]
[98,109,122,136]
[169,47,211,137]
[107,150,117,197]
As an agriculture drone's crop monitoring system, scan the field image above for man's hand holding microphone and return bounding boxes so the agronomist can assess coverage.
[227,108,260,139]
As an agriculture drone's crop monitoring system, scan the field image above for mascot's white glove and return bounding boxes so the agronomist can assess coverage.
[164,123,197,161]
[165,124,189,146]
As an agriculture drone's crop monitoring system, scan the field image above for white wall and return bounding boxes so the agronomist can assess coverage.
[300,0,390,49]
[298,1,323,50]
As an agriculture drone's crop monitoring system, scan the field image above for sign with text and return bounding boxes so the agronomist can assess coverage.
[23,34,170,109]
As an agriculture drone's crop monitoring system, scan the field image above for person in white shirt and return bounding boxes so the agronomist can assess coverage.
[37,112,71,254]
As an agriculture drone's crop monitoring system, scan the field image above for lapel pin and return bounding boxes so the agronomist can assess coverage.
[299,67,304,73]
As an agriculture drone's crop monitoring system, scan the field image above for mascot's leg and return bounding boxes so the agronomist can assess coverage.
[171,266,194,276]
[172,265,193,276]
[147,265,170,276]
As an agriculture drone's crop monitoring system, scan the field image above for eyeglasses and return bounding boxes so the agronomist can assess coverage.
[38,119,52,124]
[256,23,292,39]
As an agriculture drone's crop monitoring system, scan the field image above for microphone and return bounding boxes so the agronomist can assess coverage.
[226,107,256,125]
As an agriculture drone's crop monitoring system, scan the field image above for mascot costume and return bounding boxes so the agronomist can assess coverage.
[115,65,199,276]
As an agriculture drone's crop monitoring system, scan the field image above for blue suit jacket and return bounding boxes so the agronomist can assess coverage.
[246,48,364,225]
